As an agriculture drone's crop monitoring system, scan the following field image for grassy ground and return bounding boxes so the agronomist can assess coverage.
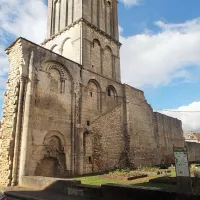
[73,170,174,187]
[72,168,200,194]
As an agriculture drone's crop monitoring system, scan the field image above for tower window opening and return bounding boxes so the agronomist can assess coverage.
[80,70,82,78]
[90,92,93,97]
[108,89,111,96]
[89,156,92,164]
[87,121,90,126]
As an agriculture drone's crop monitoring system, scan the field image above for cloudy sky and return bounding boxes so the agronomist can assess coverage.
[0,0,200,132]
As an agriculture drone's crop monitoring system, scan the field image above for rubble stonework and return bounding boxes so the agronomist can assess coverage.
[0,0,186,187]
[0,40,23,186]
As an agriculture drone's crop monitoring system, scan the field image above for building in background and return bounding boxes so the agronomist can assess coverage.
[184,131,200,143]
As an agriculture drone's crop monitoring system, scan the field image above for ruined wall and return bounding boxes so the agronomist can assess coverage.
[17,39,83,178]
[124,84,184,167]
[85,103,125,173]
[29,62,73,177]
[0,37,124,186]
[153,112,184,164]
[186,142,200,163]
[0,40,23,186]
[124,84,158,167]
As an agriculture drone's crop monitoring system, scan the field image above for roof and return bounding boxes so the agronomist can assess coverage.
[195,133,200,140]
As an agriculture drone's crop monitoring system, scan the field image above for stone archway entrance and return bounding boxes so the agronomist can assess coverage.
[35,132,67,177]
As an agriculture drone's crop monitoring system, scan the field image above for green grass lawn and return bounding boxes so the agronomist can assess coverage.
[72,168,200,194]
[73,173,179,191]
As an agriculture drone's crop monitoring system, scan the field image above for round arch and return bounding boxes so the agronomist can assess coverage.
[93,39,101,48]
[43,130,66,147]
[42,60,73,82]
[87,79,102,112]
[61,37,74,61]
[51,45,60,54]
[87,79,101,93]
[60,37,70,52]
[104,45,112,53]
[106,85,117,97]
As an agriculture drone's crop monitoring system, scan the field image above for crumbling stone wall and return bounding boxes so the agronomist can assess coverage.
[124,84,184,167]
[124,84,158,167]
[186,142,200,163]
[0,40,23,186]
[85,104,125,173]
[153,112,184,164]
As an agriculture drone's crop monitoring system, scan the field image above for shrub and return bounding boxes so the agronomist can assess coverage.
[193,169,200,179]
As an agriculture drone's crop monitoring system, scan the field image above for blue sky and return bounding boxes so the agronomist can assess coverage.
[118,0,200,108]
[119,0,200,37]
[0,0,200,131]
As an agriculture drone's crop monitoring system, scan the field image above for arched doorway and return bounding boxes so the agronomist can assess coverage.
[35,131,67,177]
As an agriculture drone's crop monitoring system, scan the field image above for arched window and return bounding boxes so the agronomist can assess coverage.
[61,38,74,61]
[51,45,60,54]
[91,39,102,74]
[106,0,112,35]
[103,46,113,79]
[87,80,101,111]
[106,85,117,99]
[107,88,111,96]
[49,68,61,93]
[54,0,60,34]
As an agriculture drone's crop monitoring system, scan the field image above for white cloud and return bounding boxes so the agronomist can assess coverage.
[119,0,141,7]
[0,0,47,44]
[0,0,47,92]
[158,101,200,132]
[120,18,200,88]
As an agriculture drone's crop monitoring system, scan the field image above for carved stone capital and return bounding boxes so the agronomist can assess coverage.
[20,75,28,83]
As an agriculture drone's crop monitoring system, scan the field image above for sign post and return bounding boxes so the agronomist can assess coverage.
[174,147,192,193]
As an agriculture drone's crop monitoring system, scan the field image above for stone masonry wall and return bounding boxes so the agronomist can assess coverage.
[82,23,121,82]
[18,38,82,177]
[124,84,184,167]
[186,142,200,163]
[43,23,82,64]
[153,112,184,164]
[124,84,158,167]
[85,103,125,173]
[0,40,23,186]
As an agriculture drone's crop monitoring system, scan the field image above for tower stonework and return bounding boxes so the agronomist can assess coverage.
[43,0,121,81]
[0,0,185,187]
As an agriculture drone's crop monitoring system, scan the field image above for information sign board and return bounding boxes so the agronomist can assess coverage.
[174,147,190,177]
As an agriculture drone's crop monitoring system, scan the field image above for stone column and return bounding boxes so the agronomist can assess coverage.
[11,75,27,186]
[60,0,68,30]
[70,82,75,174]
[19,51,35,183]
[47,0,53,38]
[77,126,84,174]
[100,49,103,75]
[113,0,119,40]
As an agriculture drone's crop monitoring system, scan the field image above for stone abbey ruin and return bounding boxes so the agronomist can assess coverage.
[0,0,199,187]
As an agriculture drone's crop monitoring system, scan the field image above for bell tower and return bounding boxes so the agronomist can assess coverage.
[44,0,121,81]
[47,0,82,38]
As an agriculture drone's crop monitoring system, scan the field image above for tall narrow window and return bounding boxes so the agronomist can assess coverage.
[108,89,111,96]
[54,0,60,33]
[106,1,111,35]
[91,39,101,74]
